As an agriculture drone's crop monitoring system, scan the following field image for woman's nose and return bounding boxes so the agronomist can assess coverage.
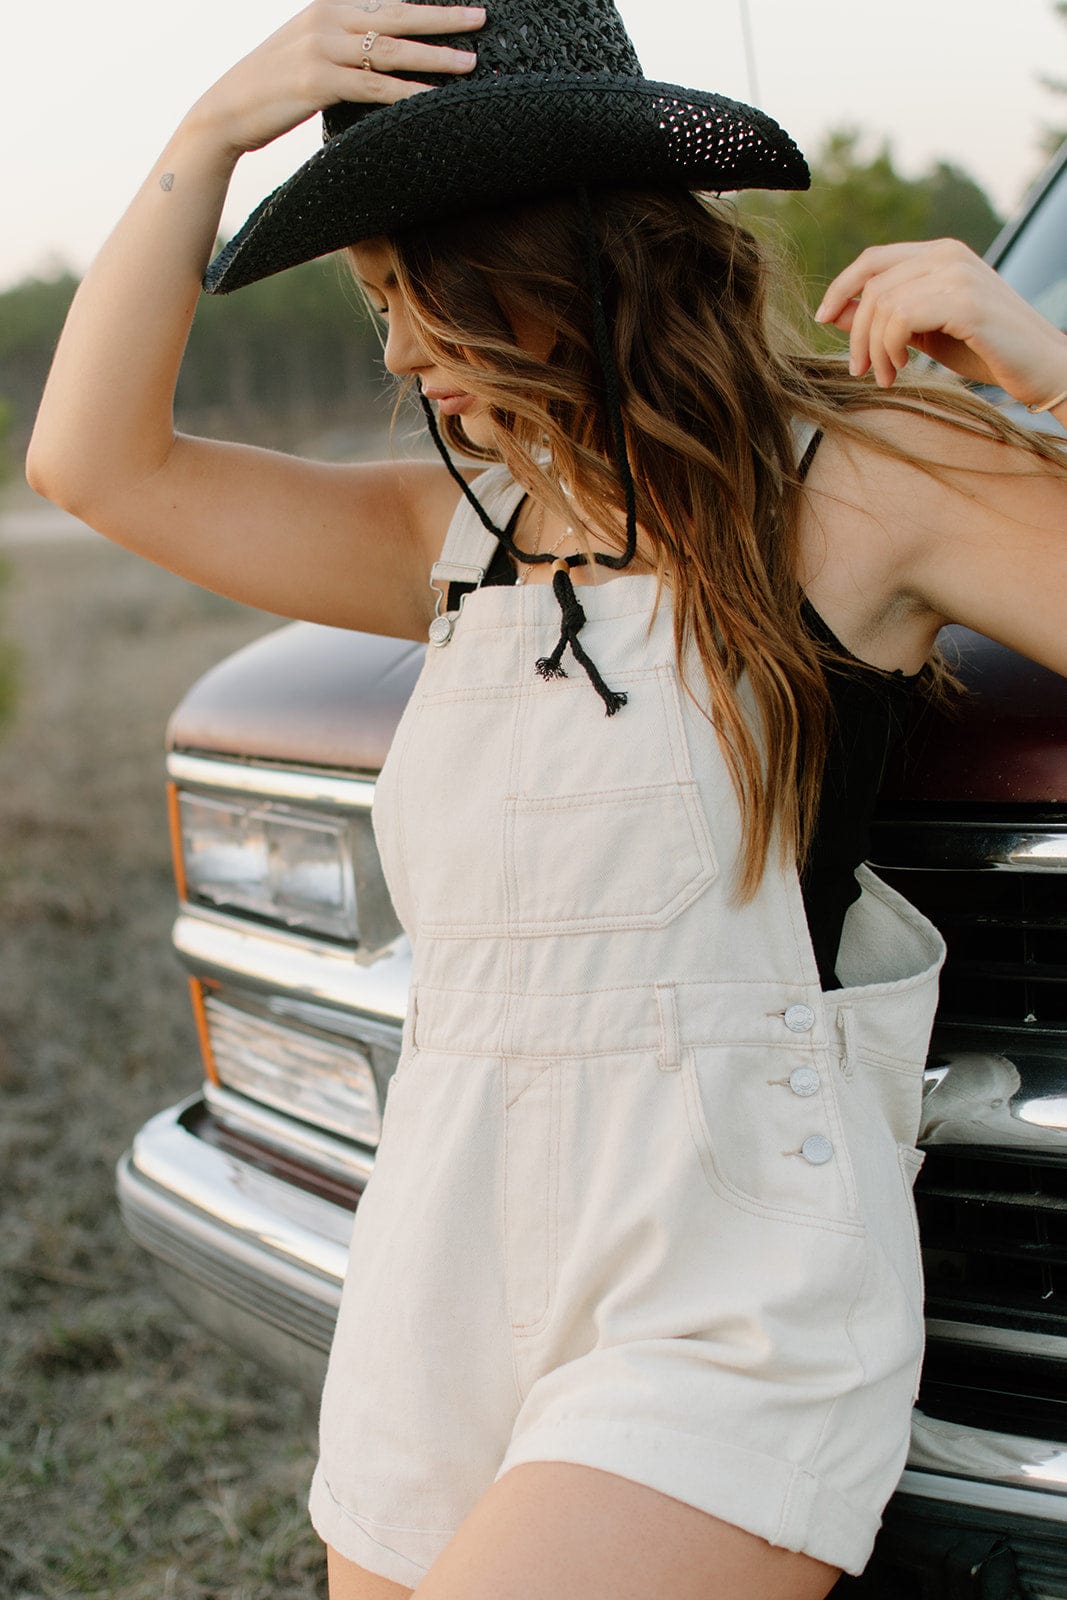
[383,311,429,378]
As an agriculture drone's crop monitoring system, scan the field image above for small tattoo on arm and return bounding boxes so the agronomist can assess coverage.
[159,172,175,191]
[355,0,383,11]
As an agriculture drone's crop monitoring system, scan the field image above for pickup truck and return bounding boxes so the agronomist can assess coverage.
[117,146,1067,1597]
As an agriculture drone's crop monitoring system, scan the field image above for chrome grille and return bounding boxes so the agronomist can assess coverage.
[874,852,1067,1042]
[869,815,1067,1443]
[915,1146,1067,1440]
[1018,1541,1067,1600]
[205,990,387,1146]
[917,1336,1067,1442]
[852,1494,1067,1600]
[918,1147,1067,1332]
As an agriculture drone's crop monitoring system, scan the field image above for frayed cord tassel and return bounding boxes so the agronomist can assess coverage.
[535,564,629,716]
[535,652,568,682]
[568,632,629,717]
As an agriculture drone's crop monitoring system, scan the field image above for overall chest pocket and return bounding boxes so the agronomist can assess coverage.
[398,663,717,940]
[504,663,717,937]
[504,783,715,934]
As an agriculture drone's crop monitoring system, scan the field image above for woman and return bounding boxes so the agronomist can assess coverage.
[27,2,1067,1597]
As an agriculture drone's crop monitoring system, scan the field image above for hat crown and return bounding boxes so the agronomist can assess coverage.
[324,0,642,139]
[206,0,810,295]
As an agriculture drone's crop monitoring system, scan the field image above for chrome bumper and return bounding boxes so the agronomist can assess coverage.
[117,1091,368,1393]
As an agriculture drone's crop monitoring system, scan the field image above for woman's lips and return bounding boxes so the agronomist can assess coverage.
[423,389,476,416]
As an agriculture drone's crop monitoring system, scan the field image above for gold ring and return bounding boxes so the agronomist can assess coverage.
[361,29,378,69]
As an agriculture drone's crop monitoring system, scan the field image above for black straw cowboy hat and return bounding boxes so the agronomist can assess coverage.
[203,0,810,295]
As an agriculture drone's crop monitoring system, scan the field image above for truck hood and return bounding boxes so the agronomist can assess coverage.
[168,621,1066,804]
[883,626,1066,807]
[167,623,424,773]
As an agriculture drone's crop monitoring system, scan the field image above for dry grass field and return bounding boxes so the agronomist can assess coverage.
[0,518,331,1599]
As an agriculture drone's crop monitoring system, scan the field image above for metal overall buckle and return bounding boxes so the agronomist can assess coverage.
[427,561,485,647]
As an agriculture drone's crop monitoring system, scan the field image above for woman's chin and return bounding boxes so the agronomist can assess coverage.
[453,410,499,452]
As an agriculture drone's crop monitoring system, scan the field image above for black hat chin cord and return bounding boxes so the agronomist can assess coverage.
[417,188,638,717]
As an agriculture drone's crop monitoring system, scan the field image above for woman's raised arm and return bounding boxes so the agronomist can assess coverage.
[26,2,485,640]
[813,239,1067,677]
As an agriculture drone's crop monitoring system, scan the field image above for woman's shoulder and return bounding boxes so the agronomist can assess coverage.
[806,399,1067,583]
[401,459,510,559]
[801,396,1067,677]
[794,403,1002,673]
[801,397,1065,573]
[814,394,1064,479]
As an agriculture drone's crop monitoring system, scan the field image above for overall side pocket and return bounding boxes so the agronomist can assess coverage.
[680,1042,862,1231]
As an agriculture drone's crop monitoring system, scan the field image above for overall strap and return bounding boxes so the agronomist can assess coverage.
[427,465,526,645]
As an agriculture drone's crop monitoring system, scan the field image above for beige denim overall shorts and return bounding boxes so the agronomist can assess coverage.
[309,456,946,1586]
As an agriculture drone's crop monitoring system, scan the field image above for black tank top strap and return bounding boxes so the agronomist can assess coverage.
[797,425,823,481]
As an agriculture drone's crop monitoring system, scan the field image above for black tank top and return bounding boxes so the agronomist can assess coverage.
[797,598,919,988]
[478,437,920,988]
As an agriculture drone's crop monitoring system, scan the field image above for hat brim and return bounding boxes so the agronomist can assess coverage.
[203,74,809,295]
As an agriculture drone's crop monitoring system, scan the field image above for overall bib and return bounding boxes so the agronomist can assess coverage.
[309,461,946,1587]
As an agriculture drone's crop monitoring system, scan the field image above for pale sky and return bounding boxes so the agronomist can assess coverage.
[4,1,1064,291]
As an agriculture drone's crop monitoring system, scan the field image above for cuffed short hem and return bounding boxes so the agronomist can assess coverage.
[495,1417,885,1577]
[310,1419,889,1583]
[308,1463,444,1588]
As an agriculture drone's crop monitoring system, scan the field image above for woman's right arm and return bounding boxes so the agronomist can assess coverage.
[26,2,485,640]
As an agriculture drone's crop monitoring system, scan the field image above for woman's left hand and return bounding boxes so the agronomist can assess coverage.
[815,239,1067,410]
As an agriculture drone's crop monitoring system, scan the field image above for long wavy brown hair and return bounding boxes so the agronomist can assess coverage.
[355,188,1065,898]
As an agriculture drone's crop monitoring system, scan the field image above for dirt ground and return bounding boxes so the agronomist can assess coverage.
[0,519,331,1599]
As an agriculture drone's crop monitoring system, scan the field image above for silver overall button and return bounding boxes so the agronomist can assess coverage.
[801,1134,834,1166]
[783,1003,816,1034]
[428,615,454,647]
[789,1066,821,1098]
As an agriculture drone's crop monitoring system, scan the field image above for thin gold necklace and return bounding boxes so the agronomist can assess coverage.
[516,502,578,585]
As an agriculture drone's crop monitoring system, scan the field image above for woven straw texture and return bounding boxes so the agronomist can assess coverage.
[204,0,809,294]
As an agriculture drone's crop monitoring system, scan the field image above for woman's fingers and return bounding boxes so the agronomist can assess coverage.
[815,241,991,387]
[334,28,478,81]
[326,1,483,99]
[193,1,486,151]
[338,2,487,36]
[326,65,435,102]
[815,238,1067,404]
[839,250,956,384]
[813,243,924,329]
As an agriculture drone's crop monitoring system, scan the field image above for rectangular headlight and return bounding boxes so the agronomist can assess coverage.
[178,791,359,942]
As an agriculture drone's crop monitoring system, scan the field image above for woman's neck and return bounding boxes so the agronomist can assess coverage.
[510,494,658,586]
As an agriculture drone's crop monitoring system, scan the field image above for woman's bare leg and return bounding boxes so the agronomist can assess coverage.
[413,1462,841,1600]
[326,1545,414,1600]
